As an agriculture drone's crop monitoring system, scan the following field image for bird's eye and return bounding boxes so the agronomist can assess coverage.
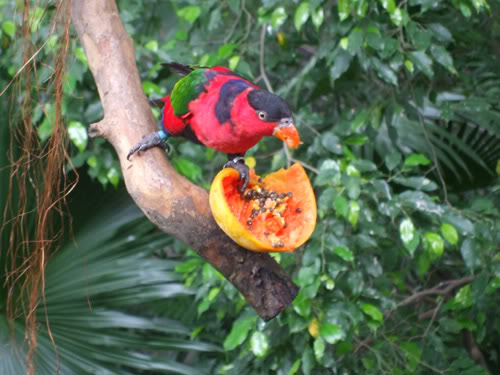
[257,111,268,120]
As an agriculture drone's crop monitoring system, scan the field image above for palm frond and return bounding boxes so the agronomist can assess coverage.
[0,181,220,375]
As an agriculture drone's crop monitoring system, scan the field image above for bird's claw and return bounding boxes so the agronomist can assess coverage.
[223,156,250,192]
[127,131,169,161]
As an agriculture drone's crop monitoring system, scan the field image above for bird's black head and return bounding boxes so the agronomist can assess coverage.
[247,89,293,122]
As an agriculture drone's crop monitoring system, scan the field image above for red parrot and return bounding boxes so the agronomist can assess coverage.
[127,63,300,190]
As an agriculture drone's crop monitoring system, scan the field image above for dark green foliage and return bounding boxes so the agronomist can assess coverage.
[0,171,221,374]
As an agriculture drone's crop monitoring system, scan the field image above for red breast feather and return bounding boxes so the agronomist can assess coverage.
[161,95,186,135]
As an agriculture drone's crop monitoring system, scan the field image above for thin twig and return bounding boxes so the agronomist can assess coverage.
[423,298,443,337]
[223,0,244,43]
[290,158,319,174]
[240,0,253,44]
[259,24,273,93]
[283,145,291,168]
[394,276,475,310]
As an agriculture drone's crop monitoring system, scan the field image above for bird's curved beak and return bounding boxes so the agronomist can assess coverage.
[273,119,301,149]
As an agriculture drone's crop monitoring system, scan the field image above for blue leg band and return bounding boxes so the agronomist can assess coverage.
[157,130,168,140]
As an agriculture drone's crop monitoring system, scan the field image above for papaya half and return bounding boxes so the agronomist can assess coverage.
[209,163,317,252]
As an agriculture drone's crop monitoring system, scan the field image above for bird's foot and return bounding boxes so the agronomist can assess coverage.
[223,156,250,192]
[127,130,169,160]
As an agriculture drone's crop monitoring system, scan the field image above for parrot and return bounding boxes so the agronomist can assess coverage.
[127,63,300,191]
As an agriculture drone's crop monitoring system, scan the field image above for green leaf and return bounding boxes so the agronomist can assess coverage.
[321,132,343,154]
[409,50,434,78]
[301,346,314,375]
[68,121,88,153]
[417,253,431,278]
[312,337,324,361]
[487,278,500,294]
[379,0,396,13]
[451,285,473,310]
[470,0,490,11]
[346,165,360,177]
[143,81,162,96]
[443,211,475,235]
[197,287,220,316]
[340,37,349,50]
[361,303,383,323]
[400,342,421,371]
[38,103,56,142]
[172,158,202,183]
[430,44,456,74]
[351,159,377,172]
[441,223,458,245]
[223,315,256,351]
[338,0,350,21]
[458,2,472,17]
[356,0,369,16]
[347,27,363,54]
[106,167,120,188]
[385,152,402,170]
[271,7,287,29]
[75,47,88,66]
[333,246,354,262]
[289,359,301,375]
[428,23,453,42]
[372,58,398,86]
[424,232,444,260]
[330,49,352,81]
[400,218,415,246]
[404,153,431,167]
[218,43,236,58]
[366,25,383,50]
[293,290,312,317]
[2,20,16,37]
[250,332,269,358]
[177,6,201,23]
[145,40,158,52]
[348,200,360,228]
[390,8,408,26]
[297,267,316,287]
[320,322,344,344]
[334,195,349,217]
[311,8,324,29]
[394,176,438,191]
[229,55,240,71]
[294,2,310,31]
[404,59,414,72]
[344,134,368,146]
[461,239,481,271]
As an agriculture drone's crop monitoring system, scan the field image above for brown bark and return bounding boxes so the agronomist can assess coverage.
[70,0,298,321]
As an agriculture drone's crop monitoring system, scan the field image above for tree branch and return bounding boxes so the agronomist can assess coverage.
[71,0,298,321]
[394,276,475,310]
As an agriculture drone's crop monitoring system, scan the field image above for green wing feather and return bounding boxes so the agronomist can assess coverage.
[170,68,207,117]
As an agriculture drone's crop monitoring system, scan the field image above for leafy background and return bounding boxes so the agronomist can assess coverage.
[1,0,500,374]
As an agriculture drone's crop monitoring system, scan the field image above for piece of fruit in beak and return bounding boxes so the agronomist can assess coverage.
[273,120,301,149]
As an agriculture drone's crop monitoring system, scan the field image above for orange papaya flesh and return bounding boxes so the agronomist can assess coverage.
[209,163,317,252]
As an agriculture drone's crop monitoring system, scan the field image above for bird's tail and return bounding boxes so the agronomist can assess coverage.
[162,62,195,76]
